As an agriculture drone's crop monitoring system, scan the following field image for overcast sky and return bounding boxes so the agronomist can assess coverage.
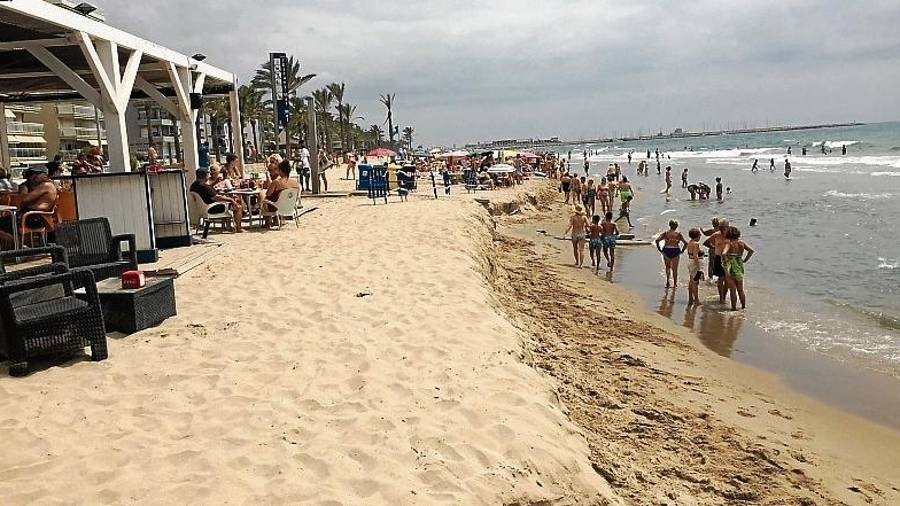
[102,0,900,146]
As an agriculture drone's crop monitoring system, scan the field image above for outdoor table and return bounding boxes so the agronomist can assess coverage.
[226,189,263,228]
[75,277,176,334]
[0,205,19,249]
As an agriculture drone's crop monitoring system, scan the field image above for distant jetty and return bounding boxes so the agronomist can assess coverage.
[465,122,866,150]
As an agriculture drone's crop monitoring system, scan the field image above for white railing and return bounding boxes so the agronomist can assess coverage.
[58,104,98,117]
[9,147,47,159]
[7,122,45,135]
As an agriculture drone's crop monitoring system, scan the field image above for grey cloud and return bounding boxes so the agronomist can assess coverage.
[99,0,900,145]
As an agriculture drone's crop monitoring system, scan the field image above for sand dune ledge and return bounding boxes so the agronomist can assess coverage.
[0,185,620,504]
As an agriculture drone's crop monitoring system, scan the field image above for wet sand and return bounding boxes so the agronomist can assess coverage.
[489,182,900,504]
[512,220,900,430]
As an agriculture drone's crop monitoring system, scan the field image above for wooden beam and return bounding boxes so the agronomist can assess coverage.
[0,38,72,51]
[76,31,116,108]
[0,1,236,84]
[192,73,206,94]
[134,76,180,118]
[165,62,191,121]
[24,44,101,108]
[118,49,143,110]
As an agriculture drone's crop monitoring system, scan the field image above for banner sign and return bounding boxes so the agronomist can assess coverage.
[270,52,290,129]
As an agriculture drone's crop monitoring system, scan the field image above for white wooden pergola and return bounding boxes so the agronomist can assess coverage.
[0,0,243,173]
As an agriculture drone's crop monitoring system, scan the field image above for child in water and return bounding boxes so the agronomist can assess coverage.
[687,228,705,305]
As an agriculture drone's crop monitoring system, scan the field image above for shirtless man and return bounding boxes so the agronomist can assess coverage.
[0,166,58,247]
[655,220,688,288]
[600,211,620,271]
[703,218,731,303]
[664,166,673,194]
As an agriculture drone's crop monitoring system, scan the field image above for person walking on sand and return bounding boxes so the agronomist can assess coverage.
[583,179,597,216]
[564,204,590,268]
[588,215,603,272]
[784,159,792,179]
[598,178,610,215]
[703,219,731,303]
[722,226,755,310]
[571,176,584,205]
[769,158,776,172]
[681,168,689,188]
[561,172,572,203]
[655,220,688,288]
[751,159,759,172]
[600,211,620,271]
[686,228,705,305]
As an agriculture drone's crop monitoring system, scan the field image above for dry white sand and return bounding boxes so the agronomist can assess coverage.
[0,184,619,504]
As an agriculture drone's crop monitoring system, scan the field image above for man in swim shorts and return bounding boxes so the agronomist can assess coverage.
[600,211,620,271]
[703,218,730,303]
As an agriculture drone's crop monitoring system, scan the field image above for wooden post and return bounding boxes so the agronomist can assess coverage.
[307,97,320,194]
[0,104,9,171]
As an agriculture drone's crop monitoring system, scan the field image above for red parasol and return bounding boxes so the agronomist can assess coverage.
[367,148,397,157]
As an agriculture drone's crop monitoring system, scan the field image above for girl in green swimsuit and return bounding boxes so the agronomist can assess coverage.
[721,226,755,311]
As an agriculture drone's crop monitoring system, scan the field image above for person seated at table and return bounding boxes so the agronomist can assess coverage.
[262,160,299,227]
[71,153,92,175]
[88,147,104,173]
[189,167,243,233]
[209,163,233,192]
[0,168,15,192]
[224,153,242,180]
[0,166,58,247]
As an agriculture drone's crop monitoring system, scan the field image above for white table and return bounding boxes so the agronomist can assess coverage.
[0,205,18,249]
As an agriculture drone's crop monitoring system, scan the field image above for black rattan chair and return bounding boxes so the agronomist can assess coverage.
[53,218,138,282]
[0,245,68,278]
[0,268,107,376]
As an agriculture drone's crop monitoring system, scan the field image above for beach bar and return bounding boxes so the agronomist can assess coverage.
[0,0,243,260]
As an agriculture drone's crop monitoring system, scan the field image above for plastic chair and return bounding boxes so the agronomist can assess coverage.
[188,192,233,238]
[261,188,300,229]
[19,207,59,248]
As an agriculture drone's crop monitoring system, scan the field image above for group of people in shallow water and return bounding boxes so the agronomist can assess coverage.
[651,218,754,310]
[556,150,757,311]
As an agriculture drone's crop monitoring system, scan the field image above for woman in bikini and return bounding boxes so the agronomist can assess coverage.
[597,178,610,215]
[564,204,590,268]
[654,220,688,288]
[721,226,755,311]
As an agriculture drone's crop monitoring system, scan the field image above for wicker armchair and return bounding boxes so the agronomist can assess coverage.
[0,245,67,278]
[53,218,138,282]
[0,268,107,376]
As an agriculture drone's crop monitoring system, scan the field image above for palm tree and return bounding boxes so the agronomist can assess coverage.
[326,82,346,150]
[402,126,414,151]
[238,85,266,160]
[252,57,316,155]
[311,88,334,149]
[205,97,229,162]
[338,103,363,151]
[379,93,396,146]
[368,124,384,146]
[251,57,316,98]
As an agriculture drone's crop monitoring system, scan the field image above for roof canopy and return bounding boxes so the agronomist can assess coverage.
[0,0,236,103]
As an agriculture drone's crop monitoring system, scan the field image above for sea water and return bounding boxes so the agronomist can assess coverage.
[557,122,900,380]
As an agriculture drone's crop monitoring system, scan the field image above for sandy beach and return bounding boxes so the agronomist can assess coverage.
[1,178,898,504]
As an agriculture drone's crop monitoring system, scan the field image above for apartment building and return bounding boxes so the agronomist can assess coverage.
[3,104,47,170]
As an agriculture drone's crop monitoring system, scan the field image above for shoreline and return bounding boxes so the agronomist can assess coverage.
[483,182,900,504]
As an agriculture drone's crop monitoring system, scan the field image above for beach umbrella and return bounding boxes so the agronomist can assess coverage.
[367,148,397,157]
[487,164,515,174]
